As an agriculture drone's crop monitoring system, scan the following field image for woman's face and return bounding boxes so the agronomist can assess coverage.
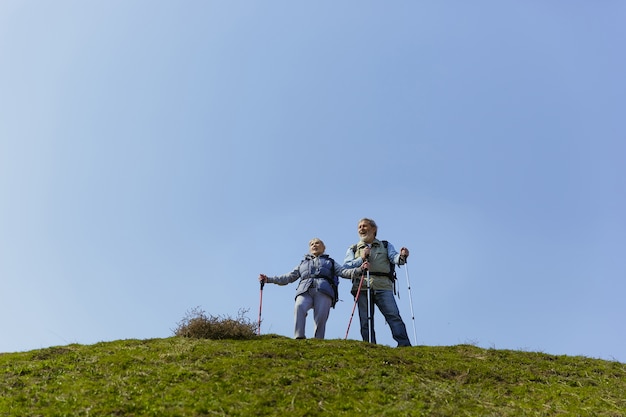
[309,239,325,256]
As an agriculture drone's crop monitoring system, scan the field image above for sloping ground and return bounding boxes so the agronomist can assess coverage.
[1,336,624,416]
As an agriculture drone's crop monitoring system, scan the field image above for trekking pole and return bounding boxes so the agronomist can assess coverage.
[367,268,374,344]
[403,262,418,345]
[257,280,265,336]
[345,272,366,339]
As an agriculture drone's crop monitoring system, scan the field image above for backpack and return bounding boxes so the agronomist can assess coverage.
[328,261,339,308]
[350,240,397,294]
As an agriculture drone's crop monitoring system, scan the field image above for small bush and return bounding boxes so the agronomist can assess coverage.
[174,307,258,340]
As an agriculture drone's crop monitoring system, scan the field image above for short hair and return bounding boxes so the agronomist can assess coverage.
[309,238,326,249]
[358,218,378,236]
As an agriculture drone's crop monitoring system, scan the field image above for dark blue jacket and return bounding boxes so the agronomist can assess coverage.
[267,254,362,300]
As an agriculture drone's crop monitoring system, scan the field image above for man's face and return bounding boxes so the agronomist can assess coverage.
[309,239,325,256]
[358,221,376,243]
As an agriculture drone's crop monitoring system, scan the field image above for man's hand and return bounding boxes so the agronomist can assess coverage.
[400,247,409,263]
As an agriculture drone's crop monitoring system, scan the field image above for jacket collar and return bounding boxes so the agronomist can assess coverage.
[304,253,329,260]
[356,239,381,249]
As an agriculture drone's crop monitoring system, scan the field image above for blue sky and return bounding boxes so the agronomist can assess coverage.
[1,1,624,362]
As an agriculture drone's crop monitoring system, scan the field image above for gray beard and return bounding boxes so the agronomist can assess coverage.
[359,235,375,244]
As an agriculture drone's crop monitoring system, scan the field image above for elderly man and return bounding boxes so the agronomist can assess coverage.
[343,218,411,347]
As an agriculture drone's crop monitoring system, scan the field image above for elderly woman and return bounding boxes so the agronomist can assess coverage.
[259,238,368,340]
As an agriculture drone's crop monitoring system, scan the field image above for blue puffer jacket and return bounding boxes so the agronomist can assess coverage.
[267,254,337,300]
[267,254,363,299]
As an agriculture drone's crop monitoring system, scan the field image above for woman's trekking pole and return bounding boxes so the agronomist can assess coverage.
[345,272,366,339]
[404,262,418,345]
[257,280,265,336]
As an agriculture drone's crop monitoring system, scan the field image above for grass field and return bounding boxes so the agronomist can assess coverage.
[1,336,624,416]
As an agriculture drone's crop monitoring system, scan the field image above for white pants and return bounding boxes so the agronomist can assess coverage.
[294,286,333,339]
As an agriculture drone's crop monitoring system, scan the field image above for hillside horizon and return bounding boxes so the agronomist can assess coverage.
[1,336,624,416]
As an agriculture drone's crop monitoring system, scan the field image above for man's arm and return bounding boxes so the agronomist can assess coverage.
[342,246,363,269]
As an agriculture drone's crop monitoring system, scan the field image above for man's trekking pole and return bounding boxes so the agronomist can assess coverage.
[366,267,374,344]
[404,262,418,345]
[257,280,265,336]
[362,246,374,344]
[345,272,366,339]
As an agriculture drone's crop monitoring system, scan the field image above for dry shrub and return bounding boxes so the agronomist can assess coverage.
[174,307,258,340]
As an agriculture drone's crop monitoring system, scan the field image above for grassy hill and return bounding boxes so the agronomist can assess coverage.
[1,336,624,416]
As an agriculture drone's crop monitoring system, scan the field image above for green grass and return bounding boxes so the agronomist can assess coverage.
[1,336,624,416]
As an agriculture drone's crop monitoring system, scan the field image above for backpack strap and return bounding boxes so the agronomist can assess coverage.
[381,241,398,295]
